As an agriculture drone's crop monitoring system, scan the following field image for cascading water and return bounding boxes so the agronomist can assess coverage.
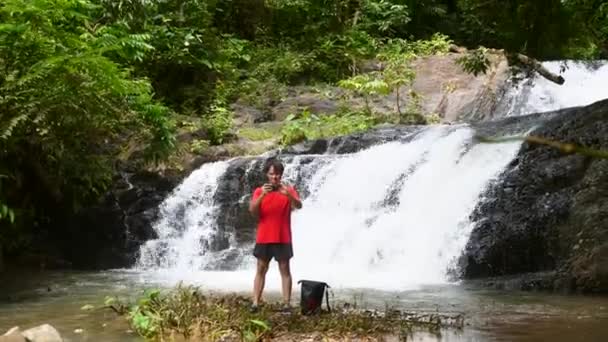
[136,125,522,291]
[288,127,523,289]
[135,60,607,292]
[136,162,234,272]
[497,60,608,116]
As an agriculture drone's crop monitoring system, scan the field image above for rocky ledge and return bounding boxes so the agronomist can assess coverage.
[461,98,608,293]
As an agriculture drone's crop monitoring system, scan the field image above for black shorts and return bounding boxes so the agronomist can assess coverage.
[253,243,293,261]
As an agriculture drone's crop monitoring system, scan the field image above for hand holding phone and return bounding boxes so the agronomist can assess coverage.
[262,183,274,194]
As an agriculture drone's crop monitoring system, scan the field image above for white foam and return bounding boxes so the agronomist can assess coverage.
[502,60,608,116]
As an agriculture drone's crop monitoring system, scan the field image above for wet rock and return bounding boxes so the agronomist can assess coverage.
[1,324,64,342]
[462,98,608,293]
[231,103,271,126]
[409,52,510,122]
[282,139,329,155]
[214,157,264,248]
[65,169,177,269]
[272,95,339,121]
[1,327,26,342]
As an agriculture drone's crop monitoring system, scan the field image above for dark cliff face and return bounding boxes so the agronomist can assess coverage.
[65,171,176,269]
[461,99,608,293]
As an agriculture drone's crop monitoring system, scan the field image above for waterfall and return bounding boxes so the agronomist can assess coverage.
[497,60,608,116]
[136,162,233,272]
[135,125,521,291]
[134,59,606,291]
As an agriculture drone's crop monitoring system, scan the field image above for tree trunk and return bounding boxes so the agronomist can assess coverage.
[513,53,565,85]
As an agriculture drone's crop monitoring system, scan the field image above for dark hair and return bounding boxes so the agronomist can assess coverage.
[263,158,284,175]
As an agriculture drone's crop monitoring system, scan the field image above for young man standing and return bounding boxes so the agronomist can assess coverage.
[248,158,302,312]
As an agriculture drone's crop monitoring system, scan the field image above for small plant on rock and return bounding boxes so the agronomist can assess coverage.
[456,47,491,76]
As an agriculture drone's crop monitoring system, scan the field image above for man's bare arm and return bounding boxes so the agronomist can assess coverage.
[250,184,273,217]
[249,192,265,217]
[280,185,302,209]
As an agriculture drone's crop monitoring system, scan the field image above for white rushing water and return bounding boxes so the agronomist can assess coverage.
[500,60,608,116]
[137,162,233,272]
[136,125,522,291]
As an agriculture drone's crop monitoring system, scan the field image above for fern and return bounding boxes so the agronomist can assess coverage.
[0,0,174,226]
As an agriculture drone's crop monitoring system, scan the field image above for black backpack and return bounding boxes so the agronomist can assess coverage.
[297,280,331,315]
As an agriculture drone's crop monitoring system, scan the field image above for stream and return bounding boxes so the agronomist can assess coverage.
[1,269,607,341]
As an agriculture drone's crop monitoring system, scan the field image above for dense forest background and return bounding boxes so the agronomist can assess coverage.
[1,0,607,263]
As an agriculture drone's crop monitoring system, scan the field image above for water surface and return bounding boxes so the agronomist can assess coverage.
[1,270,607,341]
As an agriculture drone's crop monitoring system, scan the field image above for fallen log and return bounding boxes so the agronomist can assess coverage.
[512,53,565,85]
[449,44,566,85]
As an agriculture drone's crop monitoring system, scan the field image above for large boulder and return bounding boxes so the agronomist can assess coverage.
[264,53,509,123]
[408,52,510,122]
[232,52,511,124]
[461,99,608,293]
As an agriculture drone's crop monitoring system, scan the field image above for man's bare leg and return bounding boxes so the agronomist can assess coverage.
[278,259,292,305]
[253,257,270,306]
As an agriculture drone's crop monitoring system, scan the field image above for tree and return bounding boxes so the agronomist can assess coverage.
[0,0,174,251]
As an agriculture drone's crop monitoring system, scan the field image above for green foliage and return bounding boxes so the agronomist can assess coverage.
[358,0,412,36]
[0,0,174,249]
[238,127,276,141]
[115,285,274,340]
[189,139,210,154]
[280,109,375,145]
[0,204,14,224]
[456,47,491,76]
[338,35,451,115]
[314,29,380,78]
[203,104,233,146]
[243,319,271,342]
[455,0,608,59]
[339,74,391,113]
[400,33,453,56]
[250,47,317,84]
[115,286,199,339]
[95,0,220,112]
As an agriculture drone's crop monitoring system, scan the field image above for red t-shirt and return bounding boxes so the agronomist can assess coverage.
[251,186,300,244]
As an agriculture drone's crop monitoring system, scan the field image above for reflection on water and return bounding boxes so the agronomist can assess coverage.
[1,270,607,341]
